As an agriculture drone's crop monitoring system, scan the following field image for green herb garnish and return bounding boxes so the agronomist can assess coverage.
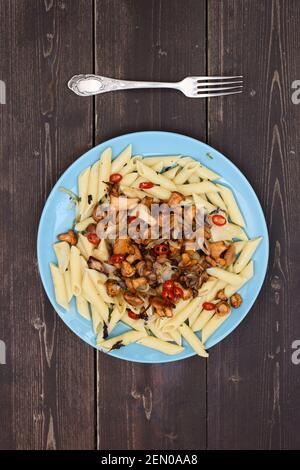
[60,187,81,205]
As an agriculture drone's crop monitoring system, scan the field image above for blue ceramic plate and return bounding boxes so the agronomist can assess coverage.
[37,131,269,363]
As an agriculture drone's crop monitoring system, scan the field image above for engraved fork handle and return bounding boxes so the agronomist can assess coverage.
[68,74,181,96]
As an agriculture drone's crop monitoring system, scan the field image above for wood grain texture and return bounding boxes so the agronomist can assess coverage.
[207,0,300,449]
[0,0,95,450]
[95,0,207,450]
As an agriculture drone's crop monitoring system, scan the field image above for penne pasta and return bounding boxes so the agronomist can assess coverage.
[63,269,73,303]
[173,166,196,185]
[233,237,262,273]
[179,323,208,357]
[108,304,126,334]
[136,161,177,192]
[137,336,184,355]
[76,295,90,320]
[169,329,182,346]
[87,269,114,304]
[143,156,181,167]
[78,167,90,217]
[81,160,100,218]
[53,241,70,273]
[206,191,227,211]
[177,181,219,196]
[163,297,203,332]
[91,304,104,335]
[188,173,201,184]
[192,300,220,332]
[121,172,138,186]
[177,157,220,180]
[119,155,141,176]
[146,323,174,342]
[98,330,147,349]
[75,216,95,232]
[217,184,245,227]
[202,310,231,344]
[81,269,109,322]
[121,311,147,332]
[193,193,216,213]
[232,240,247,255]
[206,267,245,286]
[151,161,165,172]
[132,177,171,200]
[224,261,254,298]
[70,246,82,296]
[50,263,69,310]
[111,144,132,173]
[162,165,180,180]
[98,147,112,201]
[92,239,110,262]
[77,233,94,260]
[210,222,248,242]
[120,186,147,200]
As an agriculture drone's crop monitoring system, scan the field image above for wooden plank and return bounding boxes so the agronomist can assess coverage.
[95,0,207,450]
[207,0,300,449]
[0,0,95,449]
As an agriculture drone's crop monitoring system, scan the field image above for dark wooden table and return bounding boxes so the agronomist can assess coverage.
[1,0,300,450]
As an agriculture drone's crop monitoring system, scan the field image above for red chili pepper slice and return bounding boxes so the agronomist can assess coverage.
[202,302,216,311]
[174,285,184,299]
[127,310,140,320]
[162,279,175,300]
[153,243,169,256]
[86,223,97,233]
[139,181,154,189]
[109,173,123,184]
[211,214,227,226]
[110,254,125,264]
[87,232,100,246]
[127,215,137,224]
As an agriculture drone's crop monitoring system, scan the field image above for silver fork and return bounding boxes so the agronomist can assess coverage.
[68,74,243,98]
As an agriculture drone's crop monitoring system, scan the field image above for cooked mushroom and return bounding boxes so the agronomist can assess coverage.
[208,241,228,260]
[136,260,153,277]
[126,244,142,264]
[224,244,236,266]
[168,191,185,206]
[174,282,193,300]
[131,277,148,291]
[124,292,144,306]
[105,279,122,297]
[216,301,231,316]
[87,256,105,273]
[178,252,192,268]
[93,203,106,222]
[121,260,136,278]
[230,293,243,309]
[150,297,173,317]
[141,196,154,209]
[113,237,131,255]
[58,229,77,246]
[216,289,228,301]
[205,255,217,267]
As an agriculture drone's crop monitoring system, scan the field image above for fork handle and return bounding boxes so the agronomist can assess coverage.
[68,74,180,96]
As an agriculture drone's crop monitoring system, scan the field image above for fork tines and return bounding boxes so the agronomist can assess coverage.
[194,76,243,97]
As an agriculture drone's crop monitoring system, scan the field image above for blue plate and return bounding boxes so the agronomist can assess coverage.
[37,131,269,363]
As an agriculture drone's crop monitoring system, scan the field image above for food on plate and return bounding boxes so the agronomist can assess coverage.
[49,146,262,358]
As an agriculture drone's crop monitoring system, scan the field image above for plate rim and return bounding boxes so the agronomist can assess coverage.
[37,130,269,364]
